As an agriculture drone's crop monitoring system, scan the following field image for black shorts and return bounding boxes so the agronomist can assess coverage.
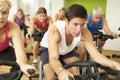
[0,46,20,72]
[19,24,28,36]
[33,28,46,42]
[40,46,78,66]
[0,46,16,61]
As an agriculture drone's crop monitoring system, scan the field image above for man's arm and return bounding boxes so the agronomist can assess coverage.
[47,24,63,74]
[102,17,113,35]
[82,27,120,70]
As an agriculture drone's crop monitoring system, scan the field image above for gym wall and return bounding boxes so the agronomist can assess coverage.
[104,0,120,51]
[65,0,107,16]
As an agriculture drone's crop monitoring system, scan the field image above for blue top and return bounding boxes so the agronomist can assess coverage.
[87,14,102,33]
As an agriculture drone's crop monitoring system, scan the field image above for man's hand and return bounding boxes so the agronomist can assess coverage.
[58,69,74,80]
[111,32,119,38]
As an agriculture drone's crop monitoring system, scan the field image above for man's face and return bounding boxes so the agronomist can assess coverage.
[67,17,86,37]
[92,13,102,24]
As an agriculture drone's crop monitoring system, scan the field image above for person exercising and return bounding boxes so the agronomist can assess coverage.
[54,7,66,22]
[40,4,120,80]
[11,8,30,47]
[0,0,34,76]
[77,7,119,60]
[27,7,53,68]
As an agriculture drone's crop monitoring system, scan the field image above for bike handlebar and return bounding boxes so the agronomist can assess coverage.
[96,63,120,80]
[0,60,35,74]
[63,60,120,80]
[100,34,114,41]
[92,31,114,41]
[63,61,100,80]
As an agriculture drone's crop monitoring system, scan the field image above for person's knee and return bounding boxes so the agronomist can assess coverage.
[33,41,39,47]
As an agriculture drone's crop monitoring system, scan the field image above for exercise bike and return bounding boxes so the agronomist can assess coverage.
[38,60,120,80]
[63,60,120,80]
[0,60,35,80]
[86,31,114,60]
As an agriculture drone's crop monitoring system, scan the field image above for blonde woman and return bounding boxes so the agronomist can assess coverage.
[0,0,34,76]
[54,7,66,22]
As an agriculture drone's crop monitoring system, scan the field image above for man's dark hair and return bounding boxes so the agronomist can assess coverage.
[66,4,87,21]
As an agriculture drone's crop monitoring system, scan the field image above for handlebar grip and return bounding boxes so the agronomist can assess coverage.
[100,35,114,41]
[69,76,74,80]
[119,34,120,37]
[27,69,35,75]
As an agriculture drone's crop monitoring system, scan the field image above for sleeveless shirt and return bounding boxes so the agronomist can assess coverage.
[15,15,25,25]
[34,19,49,29]
[41,21,81,55]
[0,22,10,52]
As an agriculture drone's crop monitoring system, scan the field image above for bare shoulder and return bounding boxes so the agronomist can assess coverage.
[48,24,59,35]
[8,21,19,29]
[8,21,21,37]
[48,24,61,43]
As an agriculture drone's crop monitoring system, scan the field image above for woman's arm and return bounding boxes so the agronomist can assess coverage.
[9,22,27,65]
[27,17,35,36]
[9,22,34,75]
